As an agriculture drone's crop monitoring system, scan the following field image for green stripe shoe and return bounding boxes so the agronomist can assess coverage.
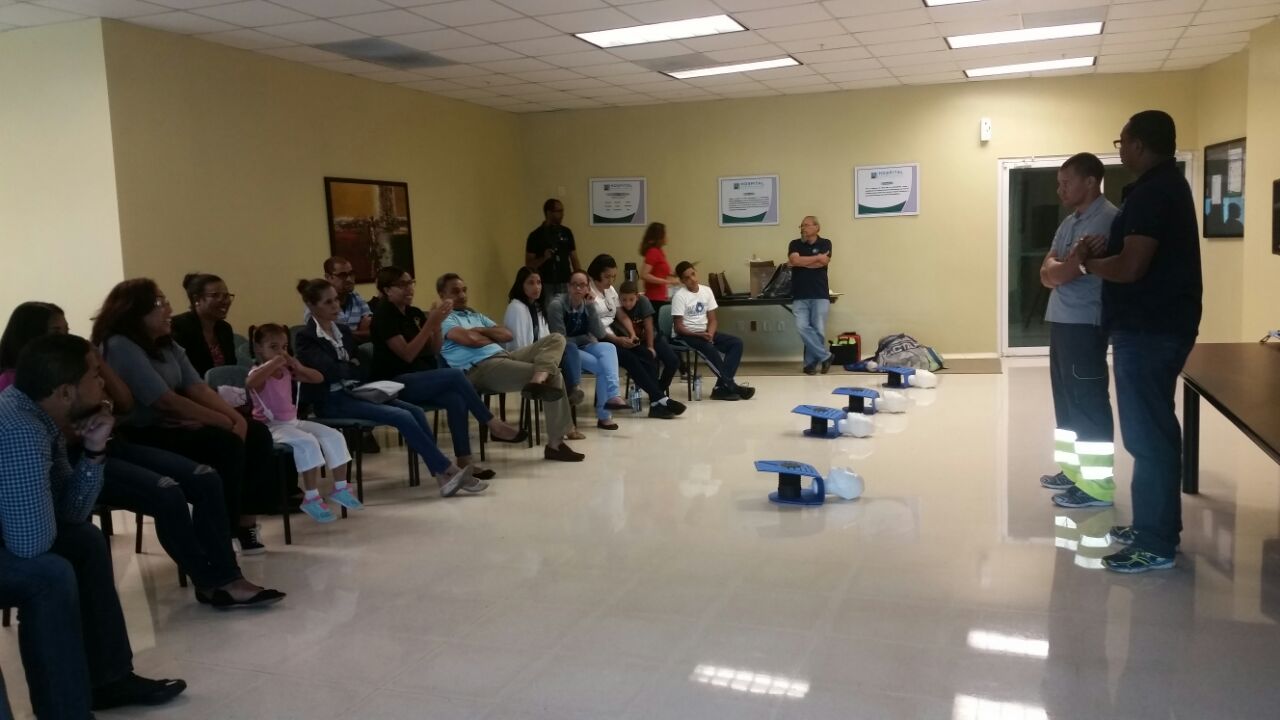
[1103,547,1174,574]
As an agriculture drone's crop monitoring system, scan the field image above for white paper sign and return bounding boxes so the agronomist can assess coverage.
[719,175,779,226]
[589,177,647,226]
[854,164,919,218]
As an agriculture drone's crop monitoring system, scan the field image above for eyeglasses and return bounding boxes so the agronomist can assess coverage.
[154,297,171,309]
[1113,139,1123,149]
[203,292,235,302]
[329,272,355,280]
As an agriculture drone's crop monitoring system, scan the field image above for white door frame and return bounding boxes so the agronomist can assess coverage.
[996,152,1193,357]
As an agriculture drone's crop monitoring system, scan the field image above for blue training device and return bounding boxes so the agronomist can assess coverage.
[792,405,845,439]
[755,460,825,506]
[832,387,879,415]
[880,365,916,388]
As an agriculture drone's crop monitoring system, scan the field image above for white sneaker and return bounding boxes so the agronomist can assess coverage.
[438,465,472,497]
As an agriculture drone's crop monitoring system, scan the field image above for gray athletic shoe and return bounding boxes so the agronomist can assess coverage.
[437,465,472,498]
[1052,486,1113,508]
[1040,472,1074,490]
[1110,526,1136,546]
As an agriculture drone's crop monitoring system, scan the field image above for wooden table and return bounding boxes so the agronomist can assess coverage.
[1181,342,1280,494]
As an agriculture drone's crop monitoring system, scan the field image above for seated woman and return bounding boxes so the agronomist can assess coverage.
[503,267,585,440]
[547,271,628,430]
[294,278,483,497]
[170,272,238,377]
[92,279,281,555]
[369,267,526,479]
[587,254,683,419]
[2,300,282,607]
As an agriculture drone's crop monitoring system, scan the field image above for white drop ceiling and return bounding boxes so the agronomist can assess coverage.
[1,0,1275,112]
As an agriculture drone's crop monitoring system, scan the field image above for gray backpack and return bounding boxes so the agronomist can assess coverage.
[873,333,945,371]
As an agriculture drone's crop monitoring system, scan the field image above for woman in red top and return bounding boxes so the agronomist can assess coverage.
[639,222,679,303]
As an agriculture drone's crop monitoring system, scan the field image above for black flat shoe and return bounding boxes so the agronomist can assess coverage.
[597,420,619,430]
[522,381,564,401]
[472,467,497,480]
[92,673,187,710]
[195,588,286,610]
[491,428,529,444]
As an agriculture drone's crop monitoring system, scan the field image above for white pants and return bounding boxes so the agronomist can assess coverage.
[268,419,351,473]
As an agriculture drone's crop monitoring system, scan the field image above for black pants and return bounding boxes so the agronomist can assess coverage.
[100,441,242,589]
[1048,322,1114,443]
[626,335,678,395]
[123,421,278,530]
[616,342,667,401]
[680,332,744,389]
[0,523,134,718]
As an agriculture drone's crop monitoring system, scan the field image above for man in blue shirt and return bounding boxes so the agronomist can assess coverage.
[0,335,186,715]
[1037,153,1119,511]
[304,256,373,342]
[1071,110,1202,573]
[788,216,834,374]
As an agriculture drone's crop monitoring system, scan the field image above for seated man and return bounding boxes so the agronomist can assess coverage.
[0,335,186,717]
[437,273,584,462]
[671,261,755,401]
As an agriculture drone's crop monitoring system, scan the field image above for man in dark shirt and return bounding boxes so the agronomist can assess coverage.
[788,215,834,374]
[370,293,436,380]
[1070,110,1202,574]
[525,198,580,298]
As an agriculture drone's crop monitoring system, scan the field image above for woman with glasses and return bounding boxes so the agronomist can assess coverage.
[370,267,527,479]
[93,280,280,555]
[170,272,239,377]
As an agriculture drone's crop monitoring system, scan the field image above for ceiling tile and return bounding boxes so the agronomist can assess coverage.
[927,0,1017,22]
[619,0,721,24]
[1095,60,1163,73]
[887,60,957,75]
[1167,42,1247,58]
[435,87,503,99]
[866,37,947,57]
[756,19,844,42]
[432,44,523,62]
[705,44,786,62]
[745,64,815,79]
[193,0,310,26]
[1197,4,1280,23]
[605,69,670,83]
[497,81,555,95]
[679,30,766,51]
[795,45,869,63]
[734,2,832,29]
[261,19,366,43]
[1099,39,1177,55]
[145,0,245,8]
[544,76,612,89]
[608,39,692,59]
[512,67,586,81]
[1199,0,1280,10]
[1108,0,1204,20]
[819,67,892,81]
[776,34,859,53]
[497,0,607,15]
[539,6,635,32]
[35,0,170,19]
[1096,50,1169,64]
[1101,27,1185,44]
[1181,17,1275,35]
[934,15,1022,37]
[545,97,607,108]
[409,63,491,77]
[461,17,560,41]
[257,45,348,63]
[397,77,466,91]
[271,0,393,18]
[808,57,882,73]
[762,73,830,87]
[504,103,555,112]
[838,8,929,33]
[309,58,388,73]
[777,82,840,94]
[332,9,442,35]
[197,27,294,48]
[539,48,619,66]
[452,73,528,87]
[855,24,938,46]
[355,68,425,81]
[576,84,646,96]
[389,27,484,49]
[411,0,523,26]
[127,10,237,32]
[501,34,595,55]
[0,2,83,25]
[1104,14,1195,33]
[898,70,964,84]
[836,77,899,89]
[468,95,527,107]
[477,56,556,72]
[1178,31,1251,48]
[717,88,783,97]
[574,60,650,75]
[823,0,921,20]
[878,49,953,68]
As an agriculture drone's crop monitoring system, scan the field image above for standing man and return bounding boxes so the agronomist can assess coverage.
[788,216,833,374]
[0,334,187,716]
[1038,153,1118,511]
[525,198,580,299]
[1070,110,1202,573]
[304,256,372,343]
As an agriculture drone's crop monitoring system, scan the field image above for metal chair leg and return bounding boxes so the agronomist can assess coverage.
[278,453,293,546]
[135,512,144,554]
[2,607,10,628]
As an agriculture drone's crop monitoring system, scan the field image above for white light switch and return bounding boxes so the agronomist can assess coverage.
[980,117,992,143]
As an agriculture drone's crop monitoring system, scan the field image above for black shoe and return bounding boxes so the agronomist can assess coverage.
[665,398,687,415]
[734,385,756,400]
[92,673,187,710]
[648,403,676,419]
[235,526,265,555]
[360,430,381,454]
[820,356,833,374]
[195,587,286,610]
[803,364,817,375]
[545,443,585,462]
[710,386,741,401]
[491,428,530,444]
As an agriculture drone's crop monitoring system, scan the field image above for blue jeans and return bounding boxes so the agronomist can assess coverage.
[317,391,451,475]
[681,332,744,389]
[396,368,495,460]
[576,342,620,420]
[0,524,134,718]
[793,298,831,367]
[560,343,581,389]
[1112,331,1195,557]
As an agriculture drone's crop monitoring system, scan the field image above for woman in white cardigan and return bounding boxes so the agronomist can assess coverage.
[504,267,586,439]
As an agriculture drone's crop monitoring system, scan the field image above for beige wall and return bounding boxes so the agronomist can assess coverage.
[0,21,124,333]
[1242,21,1280,338]
[99,20,526,330]
[1195,50,1249,343]
[521,72,1203,357]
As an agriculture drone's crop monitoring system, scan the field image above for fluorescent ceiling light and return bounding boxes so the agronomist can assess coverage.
[576,14,745,49]
[965,56,1095,78]
[668,56,799,79]
[948,21,1103,49]
[966,630,1050,659]
[690,665,810,699]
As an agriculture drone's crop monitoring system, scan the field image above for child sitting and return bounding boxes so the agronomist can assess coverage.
[247,324,361,523]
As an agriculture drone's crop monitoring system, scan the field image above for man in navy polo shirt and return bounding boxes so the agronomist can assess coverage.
[788,216,833,374]
[1070,110,1202,573]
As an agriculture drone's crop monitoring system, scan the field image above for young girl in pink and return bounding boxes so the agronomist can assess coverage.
[247,324,360,523]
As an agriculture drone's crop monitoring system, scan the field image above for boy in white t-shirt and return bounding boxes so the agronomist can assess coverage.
[670,261,754,401]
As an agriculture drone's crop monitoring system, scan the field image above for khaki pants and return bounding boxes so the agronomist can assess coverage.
[467,334,570,443]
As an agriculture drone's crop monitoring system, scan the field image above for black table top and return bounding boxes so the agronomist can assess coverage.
[715,295,840,307]
[1183,342,1280,465]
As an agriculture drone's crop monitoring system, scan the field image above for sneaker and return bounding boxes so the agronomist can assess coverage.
[710,386,740,401]
[1051,486,1113,508]
[734,385,756,400]
[1040,472,1074,490]
[648,403,675,419]
[803,364,817,375]
[461,476,489,494]
[1110,526,1136,546]
[1103,547,1175,574]
[437,465,472,497]
[666,398,687,415]
[236,526,266,555]
[820,355,833,374]
[299,497,336,523]
[329,486,363,510]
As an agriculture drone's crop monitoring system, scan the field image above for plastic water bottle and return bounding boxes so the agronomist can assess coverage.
[629,384,642,412]
[693,375,703,401]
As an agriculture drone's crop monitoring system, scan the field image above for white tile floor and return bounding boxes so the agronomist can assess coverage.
[4,362,1280,719]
